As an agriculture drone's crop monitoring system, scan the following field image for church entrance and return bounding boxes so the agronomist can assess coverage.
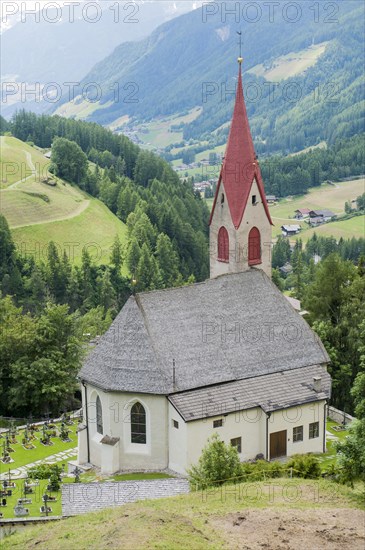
[270,430,287,459]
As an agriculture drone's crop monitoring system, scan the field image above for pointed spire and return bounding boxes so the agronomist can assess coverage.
[209,61,272,229]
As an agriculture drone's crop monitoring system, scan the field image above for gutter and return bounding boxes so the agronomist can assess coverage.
[323,399,328,453]
[266,412,271,461]
[81,380,90,464]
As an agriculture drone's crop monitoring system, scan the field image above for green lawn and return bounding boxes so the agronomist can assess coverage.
[0,479,62,519]
[314,419,350,471]
[0,422,78,473]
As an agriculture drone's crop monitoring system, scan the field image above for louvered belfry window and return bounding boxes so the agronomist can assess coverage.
[218,226,229,262]
[248,227,261,265]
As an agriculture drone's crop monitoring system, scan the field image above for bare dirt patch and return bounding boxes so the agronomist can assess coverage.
[212,508,365,550]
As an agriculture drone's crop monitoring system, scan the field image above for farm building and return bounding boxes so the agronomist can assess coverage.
[281,224,301,236]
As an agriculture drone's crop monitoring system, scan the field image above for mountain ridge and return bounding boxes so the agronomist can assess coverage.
[54,1,364,155]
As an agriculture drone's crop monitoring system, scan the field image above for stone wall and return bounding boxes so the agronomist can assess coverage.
[328,405,354,425]
[62,479,189,516]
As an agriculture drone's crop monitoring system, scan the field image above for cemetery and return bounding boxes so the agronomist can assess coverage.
[0,415,80,519]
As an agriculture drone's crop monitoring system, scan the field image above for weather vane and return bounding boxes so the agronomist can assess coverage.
[237,30,243,64]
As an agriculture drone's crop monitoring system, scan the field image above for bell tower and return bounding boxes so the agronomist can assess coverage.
[209,57,273,279]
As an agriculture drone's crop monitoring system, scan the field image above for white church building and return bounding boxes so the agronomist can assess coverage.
[77,59,331,475]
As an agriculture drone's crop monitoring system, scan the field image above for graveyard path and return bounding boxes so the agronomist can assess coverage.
[0,449,78,479]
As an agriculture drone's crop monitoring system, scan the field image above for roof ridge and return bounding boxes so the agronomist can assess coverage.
[168,363,328,397]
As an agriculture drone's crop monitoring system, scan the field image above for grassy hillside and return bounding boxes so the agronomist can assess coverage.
[268,178,365,238]
[248,42,329,82]
[0,137,128,264]
[2,479,364,549]
[12,199,128,266]
[204,178,364,242]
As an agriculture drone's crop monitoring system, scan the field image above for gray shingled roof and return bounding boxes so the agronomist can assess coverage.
[79,270,329,394]
[169,364,331,421]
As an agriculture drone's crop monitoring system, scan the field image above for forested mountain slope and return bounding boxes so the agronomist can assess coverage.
[55,1,364,154]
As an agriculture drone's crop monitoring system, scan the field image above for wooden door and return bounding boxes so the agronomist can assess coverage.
[270,430,287,459]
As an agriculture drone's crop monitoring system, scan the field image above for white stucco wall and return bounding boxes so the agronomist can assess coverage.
[80,384,168,473]
[186,407,266,469]
[168,403,187,474]
[210,179,272,279]
[267,401,327,458]
[79,384,327,475]
[183,400,327,472]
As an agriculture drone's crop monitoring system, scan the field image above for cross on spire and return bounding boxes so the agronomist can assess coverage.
[237,30,243,64]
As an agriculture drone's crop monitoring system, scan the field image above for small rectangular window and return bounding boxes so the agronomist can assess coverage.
[213,419,223,428]
[293,425,303,442]
[252,195,257,205]
[230,437,242,453]
[173,420,179,429]
[309,421,319,439]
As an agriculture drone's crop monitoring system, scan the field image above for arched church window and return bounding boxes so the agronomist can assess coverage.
[218,226,229,262]
[96,395,103,434]
[248,227,261,265]
[131,402,146,444]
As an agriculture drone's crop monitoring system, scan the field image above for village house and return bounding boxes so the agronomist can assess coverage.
[266,195,277,204]
[279,262,293,276]
[77,59,331,476]
[281,224,301,237]
[309,210,336,226]
[294,208,310,219]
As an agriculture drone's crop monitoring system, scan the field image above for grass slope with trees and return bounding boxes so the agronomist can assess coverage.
[0,136,128,265]
[0,110,209,419]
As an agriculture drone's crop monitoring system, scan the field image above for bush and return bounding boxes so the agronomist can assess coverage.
[28,463,62,480]
[287,454,321,479]
[188,433,241,489]
[239,460,284,481]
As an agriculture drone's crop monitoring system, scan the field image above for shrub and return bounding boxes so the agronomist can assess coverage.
[239,460,284,481]
[28,463,62,480]
[287,454,321,479]
[188,433,241,489]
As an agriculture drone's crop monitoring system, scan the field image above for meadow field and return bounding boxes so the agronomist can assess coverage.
[0,137,128,265]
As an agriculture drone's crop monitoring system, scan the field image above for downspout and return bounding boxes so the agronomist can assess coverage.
[82,380,90,464]
[323,400,328,453]
[266,412,271,461]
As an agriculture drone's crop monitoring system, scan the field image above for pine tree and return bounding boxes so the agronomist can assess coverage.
[98,269,116,312]
[155,233,179,288]
[126,238,141,277]
[136,243,156,291]
[110,235,123,273]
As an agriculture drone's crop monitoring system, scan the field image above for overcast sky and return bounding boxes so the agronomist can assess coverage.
[1,1,201,33]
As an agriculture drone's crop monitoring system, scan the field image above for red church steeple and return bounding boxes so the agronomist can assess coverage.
[209,61,273,229]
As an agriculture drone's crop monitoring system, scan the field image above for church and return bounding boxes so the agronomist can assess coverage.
[77,58,331,475]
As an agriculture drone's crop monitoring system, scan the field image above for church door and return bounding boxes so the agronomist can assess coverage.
[270,430,287,459]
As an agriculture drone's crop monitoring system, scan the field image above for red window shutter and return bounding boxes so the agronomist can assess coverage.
[218,227,229,262]
[248,227,261,265]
